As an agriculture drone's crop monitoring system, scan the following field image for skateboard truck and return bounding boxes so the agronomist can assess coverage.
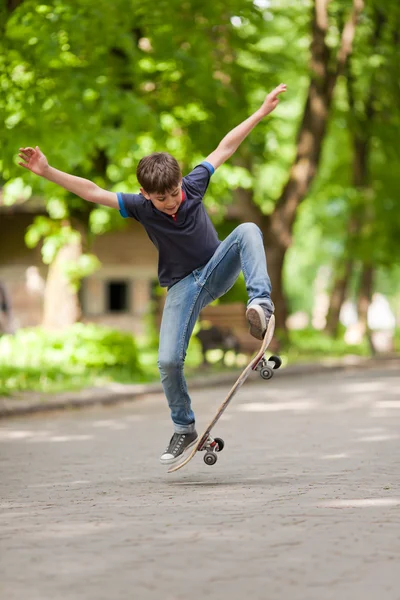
[198,435,225,466]
[253,354,282,380]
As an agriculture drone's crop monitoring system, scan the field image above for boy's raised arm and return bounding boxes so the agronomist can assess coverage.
[18,146,119,209]
[205,83,287,171]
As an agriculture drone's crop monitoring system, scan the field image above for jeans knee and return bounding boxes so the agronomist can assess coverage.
[236,222,262,239]
[158,357,183,374]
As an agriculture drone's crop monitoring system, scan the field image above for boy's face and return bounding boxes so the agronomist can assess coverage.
[141,181,183,216]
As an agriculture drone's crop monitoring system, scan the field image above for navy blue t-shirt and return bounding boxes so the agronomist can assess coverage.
[117,161,221,288]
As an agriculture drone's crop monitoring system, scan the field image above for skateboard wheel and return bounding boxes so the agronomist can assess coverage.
[214,437,224,452]
[260,366,274,380]
[204,452,217,466]
[268,355,282,369]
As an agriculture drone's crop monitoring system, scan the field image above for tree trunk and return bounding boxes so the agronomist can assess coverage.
[42,236,82,331]
[265,241,288,333]
[357,263,376,354]
[325,259,353,337]
[6,0,24,13]
[357,264,373,329]
[325,210,361,337]
[232,185,263,228]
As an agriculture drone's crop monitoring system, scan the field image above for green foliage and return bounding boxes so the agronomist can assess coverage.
[63,254,101,291]
[0,323,140,369]
[284,0,400,313]
[219,273,247,304]
[0,324,142,394]
[89,206,126,235]
[2,176,32,204]
[24,218,101,287]
[284,328,370,362]
[213,219,247,303]
[395,328,400,353]
[25,217,79,262]
[0,320,204,395]
[1,0,400,330]
[284,199,327,315]
[1,0,308,211]
[0,323,379,396]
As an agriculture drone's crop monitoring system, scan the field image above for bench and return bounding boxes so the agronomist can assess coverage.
[199,302,260,354]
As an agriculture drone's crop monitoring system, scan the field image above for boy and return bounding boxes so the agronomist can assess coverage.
[18,82,286,465]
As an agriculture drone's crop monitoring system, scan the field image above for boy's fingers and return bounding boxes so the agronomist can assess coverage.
[19,147,34,156]
[269,84,286,98]
[18,162,29,169]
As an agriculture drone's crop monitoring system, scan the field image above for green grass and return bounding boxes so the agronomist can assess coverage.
[0,364,151,396]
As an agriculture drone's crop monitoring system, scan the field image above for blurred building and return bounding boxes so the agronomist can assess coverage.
[0,197,158,335]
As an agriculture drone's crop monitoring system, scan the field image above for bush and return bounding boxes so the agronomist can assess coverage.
[283,327,370,360]
[0,324,142,395]
[0,323,141,369]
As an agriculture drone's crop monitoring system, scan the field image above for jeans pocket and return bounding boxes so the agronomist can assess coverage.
[192,266,205,287]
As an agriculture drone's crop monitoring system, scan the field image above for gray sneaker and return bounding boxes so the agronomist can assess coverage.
[246,303,274,340]
[160,431,199,466]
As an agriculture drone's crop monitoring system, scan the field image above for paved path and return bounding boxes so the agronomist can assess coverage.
[1,364,400,600]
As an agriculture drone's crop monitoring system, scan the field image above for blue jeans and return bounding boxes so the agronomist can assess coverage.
[158,223,274,433]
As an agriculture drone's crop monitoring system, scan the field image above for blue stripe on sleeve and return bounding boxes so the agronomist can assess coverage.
[117,192,128,218]
[201,161,215,175]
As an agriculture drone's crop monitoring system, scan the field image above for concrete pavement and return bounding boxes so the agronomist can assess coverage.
[1,363,400,599]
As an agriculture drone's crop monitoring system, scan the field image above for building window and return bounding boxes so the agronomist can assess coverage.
[106,281,130,313]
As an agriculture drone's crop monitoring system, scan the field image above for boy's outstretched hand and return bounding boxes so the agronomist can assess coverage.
[18,146,49,176]
[260,83,287,117]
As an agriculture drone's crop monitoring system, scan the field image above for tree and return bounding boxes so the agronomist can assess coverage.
[324,0,400,341]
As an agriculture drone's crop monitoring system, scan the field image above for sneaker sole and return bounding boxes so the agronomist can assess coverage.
[246,305,268,340]
[160,436,199,466]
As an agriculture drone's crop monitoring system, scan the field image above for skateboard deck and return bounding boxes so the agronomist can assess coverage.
[168,315,278,473]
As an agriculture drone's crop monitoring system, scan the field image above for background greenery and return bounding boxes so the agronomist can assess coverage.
[1,0,399,395]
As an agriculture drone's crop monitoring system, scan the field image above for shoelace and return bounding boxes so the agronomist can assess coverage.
[165,434,186,455]
[173,435,185,455]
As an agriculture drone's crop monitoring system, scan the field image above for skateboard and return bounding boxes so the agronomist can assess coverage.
[168,315,281,473]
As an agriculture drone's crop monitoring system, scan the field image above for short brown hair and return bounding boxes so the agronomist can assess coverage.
[136,152,181,193]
